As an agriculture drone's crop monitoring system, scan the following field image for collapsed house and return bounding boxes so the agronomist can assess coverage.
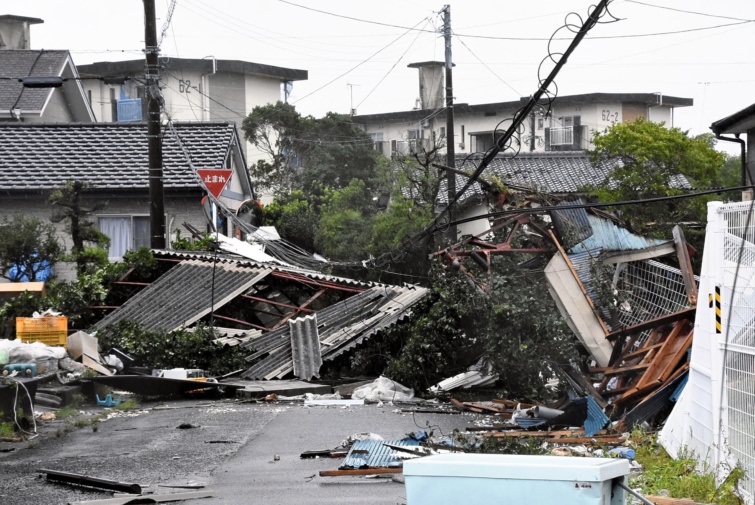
[92,246,428,381]
[435,194,697,430]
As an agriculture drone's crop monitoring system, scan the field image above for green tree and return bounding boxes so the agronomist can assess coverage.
[242,101,379,196]
[49,180,111,275]
[587,118,726,237]
[0,214,62,282]
[379,260,575,399]
[721,153,743,190]
[316,179,374,262]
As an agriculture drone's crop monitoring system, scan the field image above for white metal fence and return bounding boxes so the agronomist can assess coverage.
[660,200,755,505]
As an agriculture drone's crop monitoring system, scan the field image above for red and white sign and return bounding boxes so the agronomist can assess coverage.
[197,169,233,198]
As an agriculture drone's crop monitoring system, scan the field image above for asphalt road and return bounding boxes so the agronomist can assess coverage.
[0,399,489,505]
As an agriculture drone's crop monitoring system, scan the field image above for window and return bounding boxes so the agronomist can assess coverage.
[99,215,151,260]
[369,132,385,155]
[537,118,544,130]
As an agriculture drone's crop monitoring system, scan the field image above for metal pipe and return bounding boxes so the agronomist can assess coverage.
[715,133,747,187]
[527,405,564,420]
[616,481,655,505]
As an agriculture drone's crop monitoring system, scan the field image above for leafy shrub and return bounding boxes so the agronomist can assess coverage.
[95,320,248,376]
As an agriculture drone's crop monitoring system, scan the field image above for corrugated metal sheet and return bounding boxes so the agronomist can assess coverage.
[341,439,420,469]
[152,249,381,289]
[514,417,548,428]
[213,328,263,347]
[568,214,670,254]
[584,396,610,437]
[93,260,271,333]
[241,285,429,380]
[670,372,689,402]
[289,314,322,380]
[550,199,593,249]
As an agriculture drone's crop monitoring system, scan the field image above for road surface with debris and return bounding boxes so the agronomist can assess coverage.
[0,399,487,504]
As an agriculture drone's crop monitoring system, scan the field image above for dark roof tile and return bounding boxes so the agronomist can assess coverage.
[0,121,241,191]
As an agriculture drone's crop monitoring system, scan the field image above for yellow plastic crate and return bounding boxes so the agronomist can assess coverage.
[16,316,68,348]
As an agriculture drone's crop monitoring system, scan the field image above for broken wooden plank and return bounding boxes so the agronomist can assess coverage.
[319,468,403,477]
[491,399,535,409]
[605,308,696,341]
[673,225,699,307]
[644,495,710,505]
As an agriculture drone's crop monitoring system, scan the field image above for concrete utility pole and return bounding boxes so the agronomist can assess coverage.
[144,0,166,249]
[442,5,456,242]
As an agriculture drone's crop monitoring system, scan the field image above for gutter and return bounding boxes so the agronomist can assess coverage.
[715,133,748,186]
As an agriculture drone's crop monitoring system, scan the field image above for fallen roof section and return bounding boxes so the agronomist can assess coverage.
[241,285,429,380]
[93,259,272,333]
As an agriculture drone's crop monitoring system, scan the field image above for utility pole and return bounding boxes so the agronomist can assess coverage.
[347,83,360,115]
[442,5,456,242]
[144,0,166,249]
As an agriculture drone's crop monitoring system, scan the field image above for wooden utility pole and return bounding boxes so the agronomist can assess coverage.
[442,5,456,242]
[144,0,166,249]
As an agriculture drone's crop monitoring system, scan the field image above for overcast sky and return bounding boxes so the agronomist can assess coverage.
[5,0,754,154]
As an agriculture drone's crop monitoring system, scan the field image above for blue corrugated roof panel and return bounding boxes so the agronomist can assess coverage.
[584,396,610,437]
[341,439,420,469]
[670,372,689,402]
[568,214,670,254]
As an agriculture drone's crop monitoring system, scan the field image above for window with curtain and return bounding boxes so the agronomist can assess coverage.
[99,216,132,261]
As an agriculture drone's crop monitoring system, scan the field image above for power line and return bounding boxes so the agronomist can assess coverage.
[626,0,754,22]
[292,17,431,105]
[355,18,431,110]
[454,32,521,98]
[278,0,752,41]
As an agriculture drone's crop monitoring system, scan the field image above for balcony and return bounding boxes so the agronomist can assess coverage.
[549,127,574,146]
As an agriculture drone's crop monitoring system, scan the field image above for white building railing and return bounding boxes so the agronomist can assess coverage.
[550,126,573,146]
[660,200,755,505]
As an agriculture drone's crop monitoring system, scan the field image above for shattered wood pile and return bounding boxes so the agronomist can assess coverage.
[597,309,694,430]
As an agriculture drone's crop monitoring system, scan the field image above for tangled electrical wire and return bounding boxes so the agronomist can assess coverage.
[356,0,619,271]
[153,2,619,274]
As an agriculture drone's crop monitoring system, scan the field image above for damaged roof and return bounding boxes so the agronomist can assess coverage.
[241,285,428,380]
[95,252,429,380]
[93,259,272,333]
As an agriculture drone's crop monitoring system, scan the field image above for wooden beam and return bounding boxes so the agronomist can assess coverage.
[673,225,699,307]
[319,468,403,477]
[606,309,695,341]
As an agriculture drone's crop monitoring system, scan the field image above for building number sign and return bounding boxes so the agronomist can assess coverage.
[601,109,619,123]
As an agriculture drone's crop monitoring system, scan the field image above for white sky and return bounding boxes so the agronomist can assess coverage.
[5,0,754,155]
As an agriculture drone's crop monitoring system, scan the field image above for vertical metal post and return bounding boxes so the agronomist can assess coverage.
[144,0,166,249]
[442,5,456,242]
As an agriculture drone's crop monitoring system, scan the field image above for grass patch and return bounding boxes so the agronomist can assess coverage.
[0,421,15,438]
[114,398,139,411]
[55,406,81,419]
[629,428,743,505]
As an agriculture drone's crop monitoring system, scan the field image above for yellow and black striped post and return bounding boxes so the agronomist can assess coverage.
[710,286,722,334]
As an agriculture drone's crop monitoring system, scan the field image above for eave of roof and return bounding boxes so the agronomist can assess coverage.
[710,103,755,135]
[78,58,308,82]
[352,92,692,123]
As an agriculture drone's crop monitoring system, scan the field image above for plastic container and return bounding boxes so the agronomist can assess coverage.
[16,316,68,347]
[609,447,636,459]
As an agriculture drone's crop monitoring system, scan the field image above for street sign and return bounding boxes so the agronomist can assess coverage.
[197,169,233,198]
